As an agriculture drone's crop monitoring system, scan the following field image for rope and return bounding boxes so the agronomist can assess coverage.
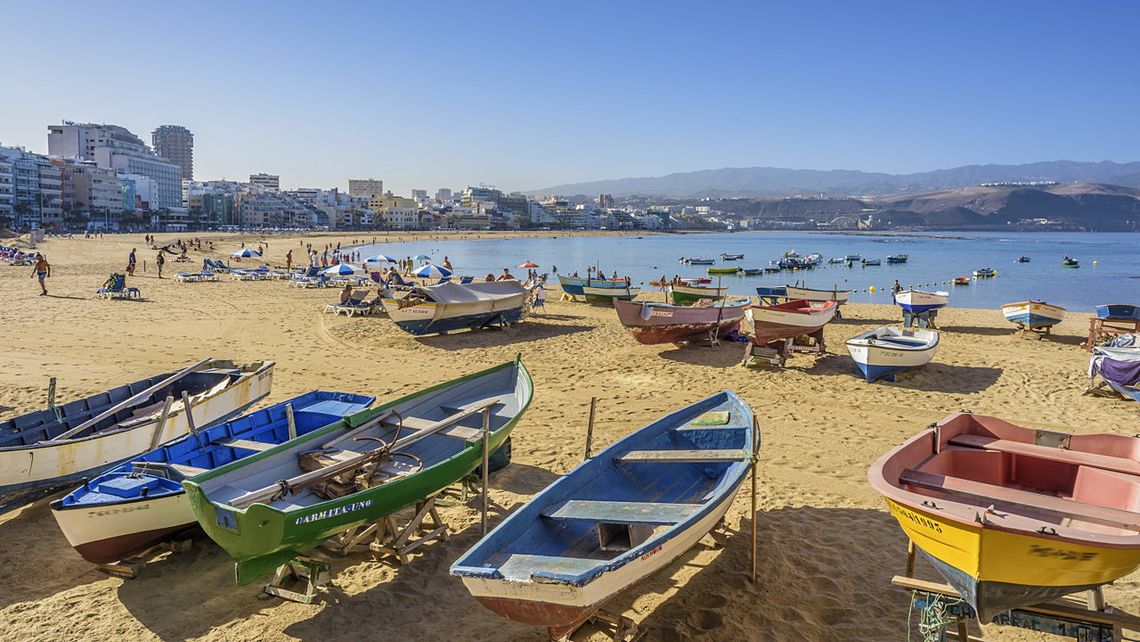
[906,590,969,642]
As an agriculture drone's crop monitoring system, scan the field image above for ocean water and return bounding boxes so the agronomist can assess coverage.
[354,231,1139,312]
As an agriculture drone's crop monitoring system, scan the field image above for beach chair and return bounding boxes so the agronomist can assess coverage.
[324,289,372,316]
[458,275,474,284]
[97,273,141,300]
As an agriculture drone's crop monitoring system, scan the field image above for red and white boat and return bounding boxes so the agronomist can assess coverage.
[613,297,751,345]
[743,299,838,343]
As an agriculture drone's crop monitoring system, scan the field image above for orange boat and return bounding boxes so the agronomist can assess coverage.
[869,412,1140,621]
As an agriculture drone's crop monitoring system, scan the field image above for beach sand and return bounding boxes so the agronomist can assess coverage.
[0,233,1136,641]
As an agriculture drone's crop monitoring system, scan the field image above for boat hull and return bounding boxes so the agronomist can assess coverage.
[613,299,748,344]
[668,285,727,305]
[745,301,837,343]
[1096,304,1140,321]
[582,286,639,304]
[706,267,739,275]
[845,328,938,382]
[54,491,197,564]
[785,286,850,304]
[1001,301,1065,329]
[558,277,629,297]
[895,290,949,314]
[0,362,274,507]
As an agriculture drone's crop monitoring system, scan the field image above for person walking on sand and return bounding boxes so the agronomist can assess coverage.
[286,249,293,271]
[156,251,165,278]
[127,248,137,276]
[31,254,51,296]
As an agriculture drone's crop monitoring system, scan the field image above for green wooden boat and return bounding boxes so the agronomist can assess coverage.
[707,267,740,275]
[669,284,729,305]
[182,357,534,585]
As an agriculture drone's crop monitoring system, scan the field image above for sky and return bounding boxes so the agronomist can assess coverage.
[1,1,1138,194]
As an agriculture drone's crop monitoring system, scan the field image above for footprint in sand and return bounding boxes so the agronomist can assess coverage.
[688,608,725,631]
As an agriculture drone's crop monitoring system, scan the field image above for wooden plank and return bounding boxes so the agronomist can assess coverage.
[949,434,1140,477]
[319,410,392,449]
[48,358,212,441]
[169,463,209,476]
[543,499,701,524]
[383,415,482,440]
[618,449,747,463]
[497,553,601,580]
[900,468,1140,530]
[221,439,273,452]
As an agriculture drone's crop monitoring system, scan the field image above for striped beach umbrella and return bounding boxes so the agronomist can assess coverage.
[323,263,359,275]
[364,254,397,264]
[231,248,261,258]
[414,254,431,262]
[413,263,452,279]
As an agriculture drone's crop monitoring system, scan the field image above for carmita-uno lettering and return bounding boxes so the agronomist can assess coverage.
[294,499,373,525]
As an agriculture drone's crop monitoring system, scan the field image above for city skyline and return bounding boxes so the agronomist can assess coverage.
[2,1,1139,194]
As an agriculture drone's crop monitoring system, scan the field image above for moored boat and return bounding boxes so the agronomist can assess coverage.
[886,254,909,264]
[744,299,838,343]
[869,412,1140,621]
[1000,301,1066,331]
[973,267,996,278]
[785,284,851,305]
[380,281,529,335]
[613,297,751,344]
[861,258,882,267]
[895,289,949,314]
[952,277,971,286]
[845,327,938,382]
[668,283,728,305]
[741,268,762,276]
[844,254,862,262]
[720,253,744,260]
[1063,258,1080,268]
[1017,256,1031,263]
[1096,303,1140,321]
[707,267,741,275]
[0,359,275,511]
[183,358,534,585]
[828,257,846,265]
[49,390,373,565]
[582,285,640,305]
[681,257,715,265]
[451,391,755,639]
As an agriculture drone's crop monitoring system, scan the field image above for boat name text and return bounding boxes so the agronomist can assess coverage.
[294,500,373,525]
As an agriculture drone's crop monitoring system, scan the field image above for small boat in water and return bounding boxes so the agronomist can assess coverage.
[973,267,996,278]
[707,267,740,276]
[668,283,728,305]
[1062,257,1080,268]
[0,360,275,511]
[861,258,882,267]
[1096,303,1140,321]
[744,300,838,343]
[870,412,1140,621]
[613,297,751,344]
[741,268,762,276]
[682,257,715,265]
[952,277,971,286]
[451,391,755,639]
[763,266,782,273]
[846,327,938,382]
[381,281,529,335]
[895,289,949,314]
[886,254,909,264]
[720,253,744,260]
[50,391,373,565]
[583,285,640,305]
[681,277,712,285]
[1017,256,1031,263]
[1001,301,1066,331]
[828,257,846,265]
[185,358,534,585]
[844,254,862,262]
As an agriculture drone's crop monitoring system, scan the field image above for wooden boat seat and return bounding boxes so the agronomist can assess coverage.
[617,449,747,463]
[381,415,483,441]
[497,553,601,581]
[168,463,209,476]
[900,468,1140,531]
[543,500,701,525]
[949,434,1140,477]
[219,438,274,452]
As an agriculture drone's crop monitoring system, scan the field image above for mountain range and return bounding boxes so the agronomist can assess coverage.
[531,161,1140,198]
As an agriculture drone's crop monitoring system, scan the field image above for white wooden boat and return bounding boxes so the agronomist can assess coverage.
[380,281,528,335]
[785,284,851,304]
[846,326,939,382]
[1001,301,1065,331]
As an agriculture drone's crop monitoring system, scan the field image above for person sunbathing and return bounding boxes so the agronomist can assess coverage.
[339,284,352,305]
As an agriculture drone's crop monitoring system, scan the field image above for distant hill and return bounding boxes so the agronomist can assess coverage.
[530,161,1140,198]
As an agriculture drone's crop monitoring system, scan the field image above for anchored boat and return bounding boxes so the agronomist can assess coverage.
[451,391,755,639]
[720,253,744,260]
[861,258,882,267]
[50,391,373,565]
[895,289,949,314]
[973,267,996,278]
[1000,301,1066,331]
[846,327,939,382]
[707,267,741,275]
[952,277,971,286]
[613,297,751,345]
[380,281,528,335]
[1063,258,1080,268]
[886,254,909,264]
[0,359,274,511]
[183,358,533,585]
[870,412,1140,621]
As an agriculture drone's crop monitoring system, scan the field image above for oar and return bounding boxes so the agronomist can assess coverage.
[48,358,212,442]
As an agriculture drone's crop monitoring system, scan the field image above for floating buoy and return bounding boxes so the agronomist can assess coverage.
[1094,260,1099,266]
[869,286,876,293]
[994,270,998,276]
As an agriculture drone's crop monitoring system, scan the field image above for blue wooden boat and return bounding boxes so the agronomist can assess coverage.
[756,285,788,304]
[846,327,939,382]
[558,275,630,298]
[1097,304,1140,321]
[49,390,374,565]
[886,254,908,264]
[451,391,754,639]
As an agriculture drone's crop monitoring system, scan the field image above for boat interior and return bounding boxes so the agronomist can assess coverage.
[455,392,752,583]
[853,328,936,349]
[200,366,527,513]
[888,414,1140,537]
[57,392,374,507]
[0,361,261,448]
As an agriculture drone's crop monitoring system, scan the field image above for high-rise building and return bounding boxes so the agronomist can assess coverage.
[411,189,428,203]
[249,173,280,191]
[348,178,384,199]
[0,146,62,228]
[47,122,183,211]
[152,125,194,180]
[435,187,453,202]
[598,193,614,209]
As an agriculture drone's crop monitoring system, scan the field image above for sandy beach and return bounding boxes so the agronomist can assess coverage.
[1,232,1137,642]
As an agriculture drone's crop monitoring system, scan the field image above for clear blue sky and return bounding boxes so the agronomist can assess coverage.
[1,1,1137,193]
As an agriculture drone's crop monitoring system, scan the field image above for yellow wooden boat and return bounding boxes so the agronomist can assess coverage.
[869,412,1140,621]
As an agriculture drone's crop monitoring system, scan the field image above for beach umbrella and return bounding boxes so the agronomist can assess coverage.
[231,248,261,258]
[364,254,397,264]
[323,263,359,276]
[518,261,539,268]
[414,254,431,262]
[413,263,452,279]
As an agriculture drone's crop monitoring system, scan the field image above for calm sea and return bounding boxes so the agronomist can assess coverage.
[354,231,1139,312]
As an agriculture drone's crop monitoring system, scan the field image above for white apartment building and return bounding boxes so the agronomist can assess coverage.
[381,205,419,229]
[348,179,383,199]
[48,122,182,210]
[249,173,280,191]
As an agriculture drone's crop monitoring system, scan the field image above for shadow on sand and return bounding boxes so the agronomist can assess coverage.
[803,355,1002,393]
[417,322,591,350]
[658,342,748,368]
